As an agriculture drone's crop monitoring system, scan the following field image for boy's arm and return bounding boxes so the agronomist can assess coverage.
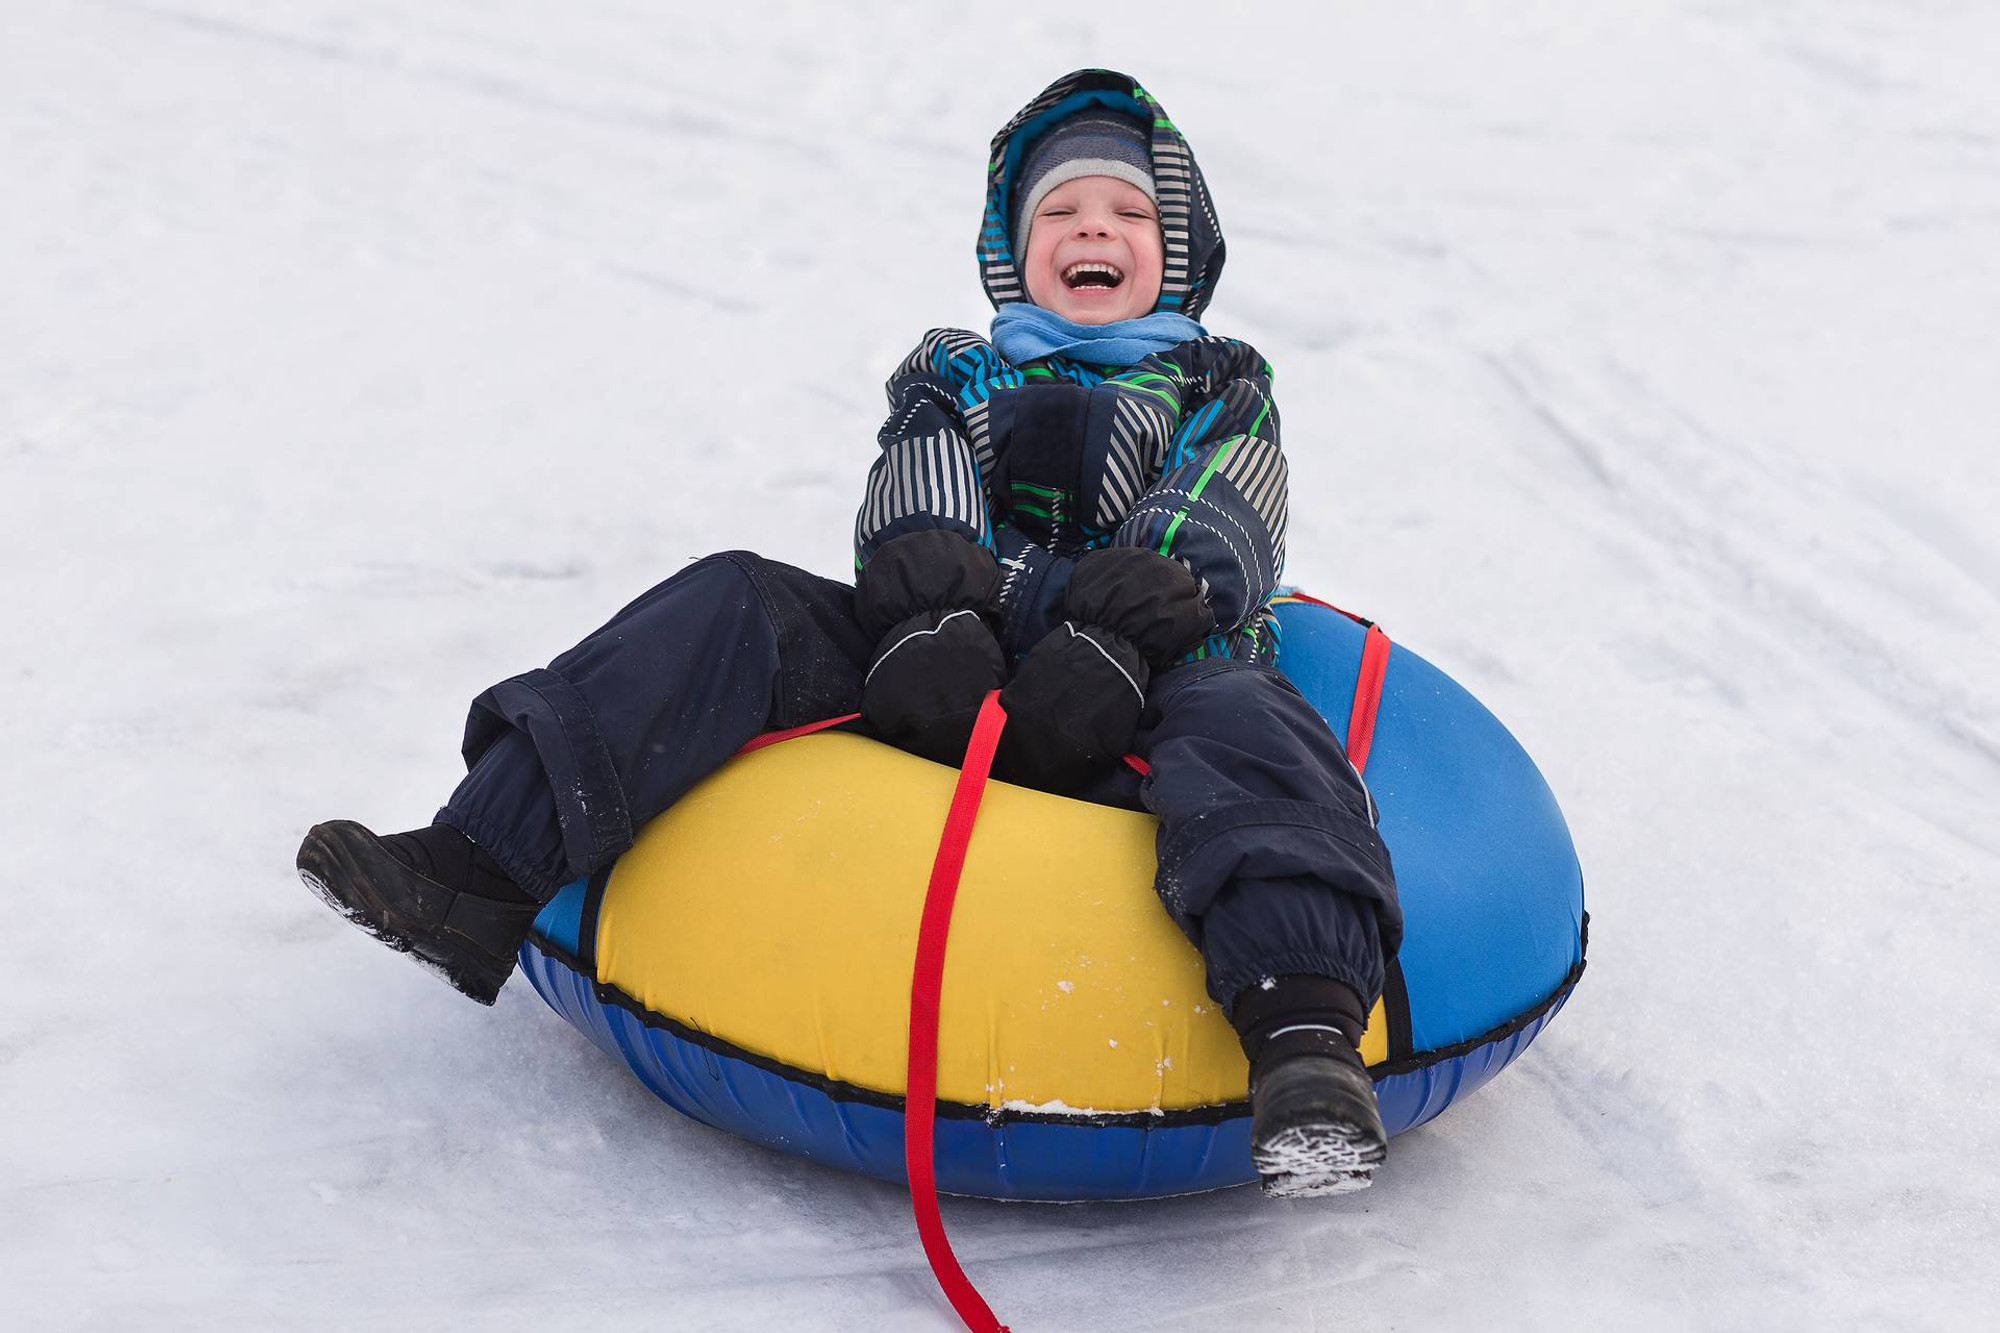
[852,330,996,567]
[851,332,1008,765]
[1099,339,1286,638]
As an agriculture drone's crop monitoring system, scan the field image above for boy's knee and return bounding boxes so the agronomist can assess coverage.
[1144,657,1308,724]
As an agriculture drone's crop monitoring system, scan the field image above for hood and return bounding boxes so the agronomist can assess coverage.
[978,69,1227,321]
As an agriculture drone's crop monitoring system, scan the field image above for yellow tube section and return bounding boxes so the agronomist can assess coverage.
[596,732,1386,1115]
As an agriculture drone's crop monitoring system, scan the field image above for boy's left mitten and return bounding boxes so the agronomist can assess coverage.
[996,547,1216,789]
[856,530,1006,767]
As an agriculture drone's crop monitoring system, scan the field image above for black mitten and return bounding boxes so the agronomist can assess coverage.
[995,621,1149,790]
[855,529,1001,639]
[994,548,1216,790]
[863,608,1006,765]
[1064,546,1216,666]
[856,530,1006,766]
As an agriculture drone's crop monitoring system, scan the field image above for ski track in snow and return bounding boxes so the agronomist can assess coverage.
[5,1,1998,1329]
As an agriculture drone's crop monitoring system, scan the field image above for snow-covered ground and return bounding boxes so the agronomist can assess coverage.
[6,1,1998,1328]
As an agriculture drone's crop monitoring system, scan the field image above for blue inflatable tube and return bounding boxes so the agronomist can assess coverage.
[520,596,1586,1200]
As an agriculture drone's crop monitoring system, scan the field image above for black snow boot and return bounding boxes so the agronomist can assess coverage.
[296,820,540,1005]
[1233,975,1389,1198]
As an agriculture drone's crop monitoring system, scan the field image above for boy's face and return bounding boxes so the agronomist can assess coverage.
[1021,176,1164,324]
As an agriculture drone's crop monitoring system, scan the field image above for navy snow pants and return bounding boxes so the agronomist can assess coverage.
[438,552,1399,1016]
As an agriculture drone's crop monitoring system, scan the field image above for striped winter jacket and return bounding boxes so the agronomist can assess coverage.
[852,70,1287,665]
[853,331,1287,665]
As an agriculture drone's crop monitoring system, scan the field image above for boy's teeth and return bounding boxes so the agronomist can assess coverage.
[1061,262,1124,289]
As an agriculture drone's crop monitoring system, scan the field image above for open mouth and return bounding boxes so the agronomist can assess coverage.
[1061,261,1125,290]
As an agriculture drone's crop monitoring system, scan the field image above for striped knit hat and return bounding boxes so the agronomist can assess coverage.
[1011,111,1156,256]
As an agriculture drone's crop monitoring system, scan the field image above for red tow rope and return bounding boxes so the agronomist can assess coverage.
[734,699,1012,1327]
[904,691,1012,1333]
[892,623,1393,1332]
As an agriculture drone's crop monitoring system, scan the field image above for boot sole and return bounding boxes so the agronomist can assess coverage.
[1256,1120,1384,1192]
[297,822,511,1005]
[1254,1121,1387,1197]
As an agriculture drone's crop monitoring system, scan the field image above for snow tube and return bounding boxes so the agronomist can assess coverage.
[519,595,1586,1202]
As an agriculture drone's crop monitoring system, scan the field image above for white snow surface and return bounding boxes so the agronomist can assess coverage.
[5,2,1998,1328]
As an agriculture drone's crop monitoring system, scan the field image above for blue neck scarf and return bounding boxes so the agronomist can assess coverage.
[990,303,1205,368]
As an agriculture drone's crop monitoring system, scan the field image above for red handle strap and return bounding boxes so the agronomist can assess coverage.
[734,711,862,755]
[1346,624,1392,774]
[905,691,1012,1332]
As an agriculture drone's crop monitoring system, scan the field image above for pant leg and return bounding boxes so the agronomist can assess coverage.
[437,551,872,899]
[1135,656,1402,1019]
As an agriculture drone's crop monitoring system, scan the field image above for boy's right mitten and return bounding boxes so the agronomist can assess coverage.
[993,621,1149,789]
[856,530,1006,766]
